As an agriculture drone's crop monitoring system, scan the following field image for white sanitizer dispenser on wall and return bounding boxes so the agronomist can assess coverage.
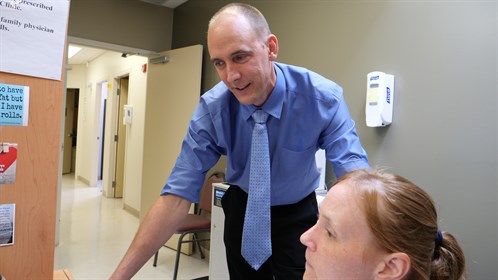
[366,71,394,127]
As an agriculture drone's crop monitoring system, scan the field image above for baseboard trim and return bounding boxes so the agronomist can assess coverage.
[123,202,140,218]
[77,175,90,186]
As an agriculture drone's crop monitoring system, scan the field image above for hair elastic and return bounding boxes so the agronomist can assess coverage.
[435,230,443,248]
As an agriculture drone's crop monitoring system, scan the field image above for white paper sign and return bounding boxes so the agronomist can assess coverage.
[0,204,15,246]
[0,0,70,80]
[315,149,327,191]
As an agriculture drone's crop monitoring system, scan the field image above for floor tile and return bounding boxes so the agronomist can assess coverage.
[54,174,209,280]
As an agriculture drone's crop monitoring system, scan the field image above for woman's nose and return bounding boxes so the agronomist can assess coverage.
[300,226,317,251]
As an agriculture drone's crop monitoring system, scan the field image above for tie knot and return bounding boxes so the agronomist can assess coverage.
[252,109,269,124]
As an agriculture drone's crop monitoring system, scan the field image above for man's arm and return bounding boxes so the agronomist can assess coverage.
[110,194,192,279]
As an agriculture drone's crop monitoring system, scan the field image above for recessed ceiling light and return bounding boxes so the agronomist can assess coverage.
[68,45,82,58]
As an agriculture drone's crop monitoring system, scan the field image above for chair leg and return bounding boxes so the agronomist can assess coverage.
[153,251,159,267]
[192,233,205,259]
[173,233,188,280]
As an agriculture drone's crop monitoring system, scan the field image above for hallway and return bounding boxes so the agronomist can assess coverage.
[54,174,209,279]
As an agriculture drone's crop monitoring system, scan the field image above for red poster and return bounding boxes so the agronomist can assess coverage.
[0,143,17,184]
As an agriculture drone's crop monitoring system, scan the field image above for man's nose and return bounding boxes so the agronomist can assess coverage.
[226,63,241,83]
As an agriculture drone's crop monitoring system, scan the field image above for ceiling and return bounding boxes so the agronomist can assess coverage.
[68,0,188,65]
[68,44,108,65]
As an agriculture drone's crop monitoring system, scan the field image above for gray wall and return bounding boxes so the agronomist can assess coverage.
[68,0,174,51]
[173,0,498,278]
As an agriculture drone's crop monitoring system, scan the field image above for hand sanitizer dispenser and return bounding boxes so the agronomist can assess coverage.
[366,71,394,127]
[123,105,133,125]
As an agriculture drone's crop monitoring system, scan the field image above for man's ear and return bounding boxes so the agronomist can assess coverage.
[267,34,278,61]
[374,252,411,280]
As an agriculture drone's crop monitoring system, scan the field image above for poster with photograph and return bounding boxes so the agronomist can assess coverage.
[0,204,15,246]
[0,83,30,126]
[0,143,18,184]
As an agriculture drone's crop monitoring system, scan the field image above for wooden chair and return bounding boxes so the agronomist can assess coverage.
[153,172,225,280]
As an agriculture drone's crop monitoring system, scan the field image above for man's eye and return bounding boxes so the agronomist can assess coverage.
[213,60,225,68]
[233,54,249,63]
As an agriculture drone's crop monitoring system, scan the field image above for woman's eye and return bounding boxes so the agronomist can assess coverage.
[326,229,337,239]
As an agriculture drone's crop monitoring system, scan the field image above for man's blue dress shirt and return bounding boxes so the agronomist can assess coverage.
[161,62,369,206]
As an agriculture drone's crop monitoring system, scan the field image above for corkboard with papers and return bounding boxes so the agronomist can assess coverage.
[0,0,70,278]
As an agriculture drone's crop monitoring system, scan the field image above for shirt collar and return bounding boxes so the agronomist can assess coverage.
[241,62,285,121]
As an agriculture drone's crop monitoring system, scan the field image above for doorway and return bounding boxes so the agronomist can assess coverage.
[96,82,108,192]
[113,76,129,198]
[62,88,79,174]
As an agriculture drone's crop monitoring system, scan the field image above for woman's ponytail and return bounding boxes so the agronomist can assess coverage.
[430,231,467,280]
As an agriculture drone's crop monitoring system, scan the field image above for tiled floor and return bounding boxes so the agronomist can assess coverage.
[54,174,209,280]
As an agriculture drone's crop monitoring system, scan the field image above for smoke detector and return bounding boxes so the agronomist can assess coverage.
[140,0,189,9]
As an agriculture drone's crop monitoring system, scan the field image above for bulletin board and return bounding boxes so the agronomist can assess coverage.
[0,72,64,279]
[0,0,70,278]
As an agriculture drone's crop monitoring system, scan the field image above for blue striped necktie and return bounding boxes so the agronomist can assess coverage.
[241,109,272,270]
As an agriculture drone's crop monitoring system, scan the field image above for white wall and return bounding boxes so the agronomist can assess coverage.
[120,58,148,213]
[68,0,174,52]
[66,64,86,180]
[66,52,148,214]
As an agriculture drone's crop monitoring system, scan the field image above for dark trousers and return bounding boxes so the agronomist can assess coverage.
[221,186,318,280]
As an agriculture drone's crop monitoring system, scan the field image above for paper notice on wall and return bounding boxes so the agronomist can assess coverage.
[315,149,327,191]
[0,0,70,80]
[0,143,18,184]
[0,83,30,126]
[0,204,15,246]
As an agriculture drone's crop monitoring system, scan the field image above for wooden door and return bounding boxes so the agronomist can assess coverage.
[114,77,128,198]
[141,45,203,254]
[0,72,64,279]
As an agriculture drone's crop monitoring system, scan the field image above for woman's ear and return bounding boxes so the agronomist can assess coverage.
[375,252,411,280]
[267,34,278,61]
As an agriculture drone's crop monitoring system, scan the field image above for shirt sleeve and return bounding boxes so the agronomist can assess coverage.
[321,91,370,179]
[160,102,223,203]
